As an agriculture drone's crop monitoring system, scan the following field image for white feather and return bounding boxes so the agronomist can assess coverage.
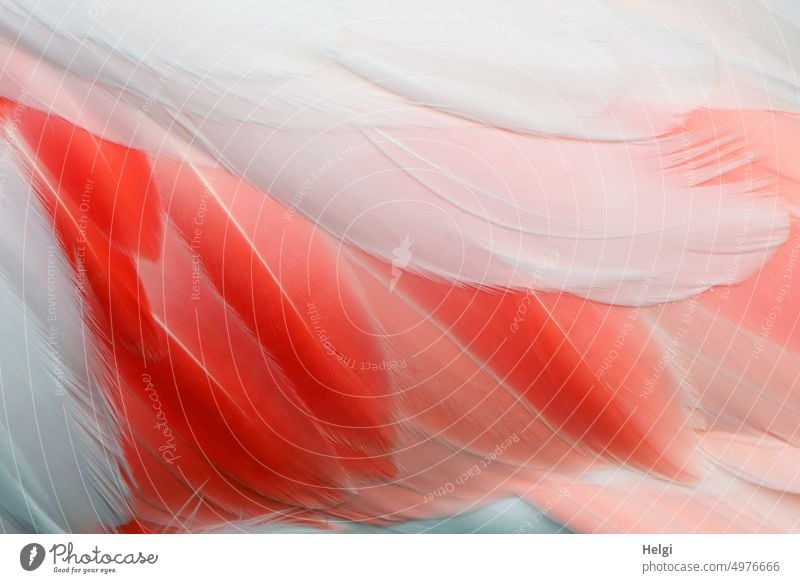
[0,137,129,533]
[0,1,796,306]
[624,0,800,112]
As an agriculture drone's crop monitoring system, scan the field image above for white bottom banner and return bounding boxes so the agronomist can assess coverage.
[1,534,797,582]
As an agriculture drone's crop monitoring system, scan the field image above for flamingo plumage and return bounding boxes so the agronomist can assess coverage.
[0,0,799,534]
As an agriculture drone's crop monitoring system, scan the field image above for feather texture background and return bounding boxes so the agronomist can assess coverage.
[0,0,798,534]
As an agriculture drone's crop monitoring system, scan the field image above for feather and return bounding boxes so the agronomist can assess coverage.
[0,130,129,533]
[1,1,799,534]
[5,100,800,533]
[0,1,795,305]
